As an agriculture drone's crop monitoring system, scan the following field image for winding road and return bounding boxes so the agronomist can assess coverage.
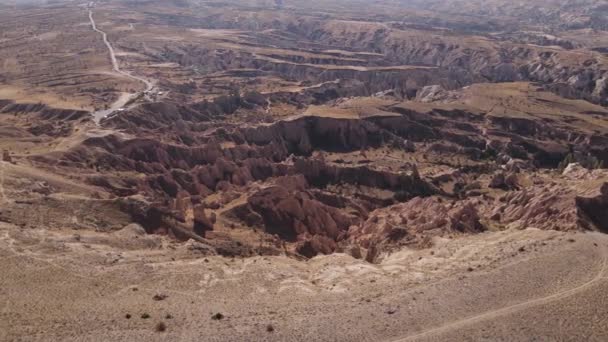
[88,7,154,123]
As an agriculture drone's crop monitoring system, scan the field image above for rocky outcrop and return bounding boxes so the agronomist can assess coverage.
[576,182,608,232]
[480,170,608,232]
[104,91,272,130]
[228,178,358,257]
[0,99,89,121]
[487,187,578,231]
[347,197,486,258]
[489,172,520,190]
[416,85,453,102]
[248,186,354,240]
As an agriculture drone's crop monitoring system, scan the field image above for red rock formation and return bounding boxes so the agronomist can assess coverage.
[247,185,355,241]
[348,197,486,252]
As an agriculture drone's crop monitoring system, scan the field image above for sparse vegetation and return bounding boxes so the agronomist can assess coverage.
[155,322,167,332]
[153,293,168,301]
[558,153,604,171]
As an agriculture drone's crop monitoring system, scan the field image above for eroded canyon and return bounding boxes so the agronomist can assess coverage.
[2,0,608,340]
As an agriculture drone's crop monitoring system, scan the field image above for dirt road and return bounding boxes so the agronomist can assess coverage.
[88,8,154,123]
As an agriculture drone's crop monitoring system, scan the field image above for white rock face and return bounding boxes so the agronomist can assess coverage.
[592,76,608,100]
[562,163,588,178]
[416,85,448,103]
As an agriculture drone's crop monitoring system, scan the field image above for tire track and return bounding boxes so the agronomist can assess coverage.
[391,247,608,341]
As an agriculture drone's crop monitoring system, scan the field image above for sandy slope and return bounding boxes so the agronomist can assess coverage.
[1,222,607,341]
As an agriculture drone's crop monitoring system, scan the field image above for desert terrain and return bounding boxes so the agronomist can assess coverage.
[1,0,608,340]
